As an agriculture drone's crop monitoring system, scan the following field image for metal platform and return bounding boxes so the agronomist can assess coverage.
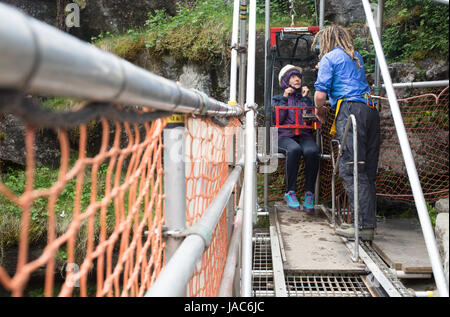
[250,203,434,297]
[252,229,373,297]
[372,218,432,274]
[274,202,366,273]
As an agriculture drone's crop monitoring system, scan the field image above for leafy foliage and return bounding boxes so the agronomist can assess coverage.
[256,0,317,26]
[382,0,449,62]
[143,0,233,64]
[354,35,376,74]
[0,162,115,248]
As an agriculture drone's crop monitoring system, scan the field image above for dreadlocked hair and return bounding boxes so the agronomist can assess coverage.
[311,24,361,70]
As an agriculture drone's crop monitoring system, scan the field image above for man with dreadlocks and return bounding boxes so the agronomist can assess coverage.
[312,24,380,241]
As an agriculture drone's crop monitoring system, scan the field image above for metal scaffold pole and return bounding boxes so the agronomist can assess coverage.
[373,0,384,99]
[263,0,271,213]
[163,124,186,263]
[229,0,240,104]
[361,0,449,297]
[241,0,257,297]
[319,0,325,28]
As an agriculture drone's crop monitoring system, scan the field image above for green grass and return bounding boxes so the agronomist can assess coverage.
[41,97,83,111]
[87,0,448,71]
[90,0,318,67]
[92,0,233,65]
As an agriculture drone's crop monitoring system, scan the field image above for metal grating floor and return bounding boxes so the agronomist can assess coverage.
[252,230,372,297]
[285,273,371,297]
[252,230,275,297]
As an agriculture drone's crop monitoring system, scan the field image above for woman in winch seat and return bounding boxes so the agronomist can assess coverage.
[272,64,320,213]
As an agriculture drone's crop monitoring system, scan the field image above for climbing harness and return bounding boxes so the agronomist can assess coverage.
[330,93,375,136]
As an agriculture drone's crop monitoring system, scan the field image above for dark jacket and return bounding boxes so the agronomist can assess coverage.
[271,94,314,139]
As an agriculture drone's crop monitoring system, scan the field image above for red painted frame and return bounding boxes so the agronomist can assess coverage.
[270,26,320,48]
[274,106,321,135]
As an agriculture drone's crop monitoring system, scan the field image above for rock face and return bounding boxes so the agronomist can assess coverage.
[1,0,57,26]
[136,53,231,103]
[71,0,178,40]
[435,199,449,286]
[1,0,177,41]
[0,114,61,168]
[325,0,366,26]
[436,198,449,214]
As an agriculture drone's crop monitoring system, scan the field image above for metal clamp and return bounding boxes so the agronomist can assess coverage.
[192,88,210,116]
[161,226,186,239]
[183,223,213,247]
[231,43,247,54]
[244,102,259,121]
[161,224,213,246]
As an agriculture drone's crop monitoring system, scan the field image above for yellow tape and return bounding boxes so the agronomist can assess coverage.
[166,114,185,123]
[228,100,237,106]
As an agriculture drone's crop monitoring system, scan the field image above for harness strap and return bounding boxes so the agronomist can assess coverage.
[330,93,374,136]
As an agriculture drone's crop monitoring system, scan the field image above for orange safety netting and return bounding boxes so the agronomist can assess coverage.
[0,102,167,297]
[185,115,241,297]
[0,97,243,297]
[262,86,449,207]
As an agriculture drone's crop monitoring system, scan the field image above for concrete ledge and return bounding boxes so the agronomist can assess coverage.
[435,212,449,285]
[436,198,449,214]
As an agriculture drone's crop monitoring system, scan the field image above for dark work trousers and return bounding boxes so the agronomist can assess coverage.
[335,101,380,229]
[278,136,320,194]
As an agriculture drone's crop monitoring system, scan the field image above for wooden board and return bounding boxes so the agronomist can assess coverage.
[372,218,432,273]
[275,202,366,273]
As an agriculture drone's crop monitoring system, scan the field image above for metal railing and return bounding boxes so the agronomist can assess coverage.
[361,0,449,297]
[242,0,258,297]
[145,162,244,296]
[218,186,245,296]
[330,115,360,262]
[380,80,449,89]
[0,3,242,118]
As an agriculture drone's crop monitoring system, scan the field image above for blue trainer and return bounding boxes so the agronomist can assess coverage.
[284,191,300,210]
[303,191,314,213]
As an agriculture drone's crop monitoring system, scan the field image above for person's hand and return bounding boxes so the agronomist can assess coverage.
[315,62,320,70]
[315,106,327,123]
[283,87,295,97]
[302,86,309,97]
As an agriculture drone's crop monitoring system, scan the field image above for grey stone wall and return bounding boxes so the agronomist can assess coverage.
[435,198,449,287]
